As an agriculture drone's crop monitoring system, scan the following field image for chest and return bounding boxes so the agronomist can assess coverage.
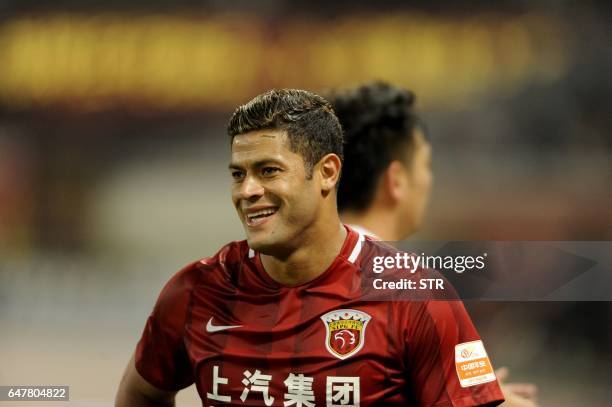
[184,290,411,406]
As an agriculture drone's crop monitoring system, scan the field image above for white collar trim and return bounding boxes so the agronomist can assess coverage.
[347,224,381,241]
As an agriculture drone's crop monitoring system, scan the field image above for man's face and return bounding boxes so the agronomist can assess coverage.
[229,130,322,254]
[399,130,433,237]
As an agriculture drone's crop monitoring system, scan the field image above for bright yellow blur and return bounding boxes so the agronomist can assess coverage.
[0,13,569,111]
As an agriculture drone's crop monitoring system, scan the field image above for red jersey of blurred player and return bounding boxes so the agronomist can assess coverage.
[330,82,538,406]
[118,89,504,406]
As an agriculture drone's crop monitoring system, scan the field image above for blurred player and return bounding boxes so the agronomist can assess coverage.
[329,81,539,407]
[116,89,505,406]
[330,82,431,241]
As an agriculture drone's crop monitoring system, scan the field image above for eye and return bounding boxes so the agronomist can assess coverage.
[261,167,281,177]
[231,170,245,181]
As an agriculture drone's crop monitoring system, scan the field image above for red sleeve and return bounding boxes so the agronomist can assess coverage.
[404,300,505,407]
[134,262,199,391]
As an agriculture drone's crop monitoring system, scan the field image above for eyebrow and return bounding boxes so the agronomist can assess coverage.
[228,158,284,170]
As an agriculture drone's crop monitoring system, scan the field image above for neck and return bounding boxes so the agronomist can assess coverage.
[260,217,347,286]
[341,207,406,241]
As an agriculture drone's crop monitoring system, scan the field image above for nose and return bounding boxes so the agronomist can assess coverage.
[235,175,264,202]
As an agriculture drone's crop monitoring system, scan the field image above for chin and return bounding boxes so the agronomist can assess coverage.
[246,235,277,254]
[247,232,295,257]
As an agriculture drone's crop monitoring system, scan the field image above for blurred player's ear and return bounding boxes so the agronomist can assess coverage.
[385,160,409,203]
[317,153,342,193]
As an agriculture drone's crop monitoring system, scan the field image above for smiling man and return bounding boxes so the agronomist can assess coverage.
[116,89,505,406]
[227,94,346,285]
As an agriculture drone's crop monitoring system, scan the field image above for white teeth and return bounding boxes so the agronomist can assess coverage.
[247,208,277,220]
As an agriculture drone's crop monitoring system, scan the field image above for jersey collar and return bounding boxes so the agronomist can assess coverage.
[247,225,365,288]
[346,224,381,241]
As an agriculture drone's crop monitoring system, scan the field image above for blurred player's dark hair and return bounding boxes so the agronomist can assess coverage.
[327,81,426,212]
[228,89,344,177]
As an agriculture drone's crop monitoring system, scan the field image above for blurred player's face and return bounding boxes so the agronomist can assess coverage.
[229,130,323,254]
[398,130,433,237]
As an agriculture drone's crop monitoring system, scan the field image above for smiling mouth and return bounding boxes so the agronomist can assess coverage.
[245,207,278,227]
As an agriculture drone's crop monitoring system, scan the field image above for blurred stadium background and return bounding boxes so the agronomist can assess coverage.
[0,1,611,406]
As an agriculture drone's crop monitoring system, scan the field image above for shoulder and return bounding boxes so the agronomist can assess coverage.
[154,239,250,311]
[352,232,397,267]
[198,239,251,272]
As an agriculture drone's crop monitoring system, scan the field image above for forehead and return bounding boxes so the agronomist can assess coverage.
[230,129,295,165]
[398,129,431,171]
[410,129,431,157]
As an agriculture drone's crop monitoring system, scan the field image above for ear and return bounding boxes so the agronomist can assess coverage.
[317,153,342,192]
[384,160,409,202]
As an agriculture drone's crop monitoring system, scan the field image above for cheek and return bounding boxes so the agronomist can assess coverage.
[286,183,318,217]
[417,167,433,194]
[410,171,432,215]
[230,186,240,207]
[418,173,433,216]
[423,172,433,195]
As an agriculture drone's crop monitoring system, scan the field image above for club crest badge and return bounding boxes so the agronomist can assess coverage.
[320,309,372,360]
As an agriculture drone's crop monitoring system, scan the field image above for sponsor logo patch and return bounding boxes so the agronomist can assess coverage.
[455,340,496,387]
[321,309,371,360]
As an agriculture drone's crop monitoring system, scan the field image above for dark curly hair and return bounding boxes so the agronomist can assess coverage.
[327,81,426,211]
[228,89,344,178]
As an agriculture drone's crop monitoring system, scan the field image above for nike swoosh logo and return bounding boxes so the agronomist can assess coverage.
[206,317,242,333]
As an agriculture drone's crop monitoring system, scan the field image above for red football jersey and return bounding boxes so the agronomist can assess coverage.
[135,226,504,406]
